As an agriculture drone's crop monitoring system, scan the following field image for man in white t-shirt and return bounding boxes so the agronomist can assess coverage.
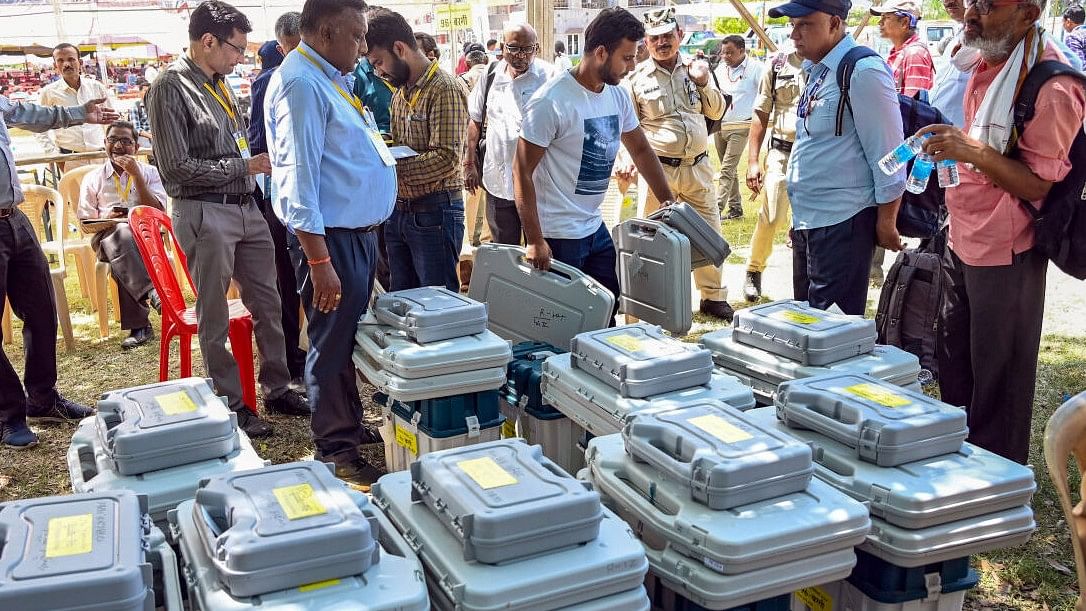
[514,6,674,304]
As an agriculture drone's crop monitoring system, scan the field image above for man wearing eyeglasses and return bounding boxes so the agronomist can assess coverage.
[919,0,1085,463]
[147,0,311,438]
[77,120,165,351]
[625,6,732,321]
[769,0,906,317]
[466,23,554,246]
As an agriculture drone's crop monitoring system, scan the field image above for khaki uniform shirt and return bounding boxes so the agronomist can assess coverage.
[752,51,804,143]
[626,57,727,158]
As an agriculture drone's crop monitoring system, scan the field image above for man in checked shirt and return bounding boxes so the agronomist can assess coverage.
[365,8,469,292]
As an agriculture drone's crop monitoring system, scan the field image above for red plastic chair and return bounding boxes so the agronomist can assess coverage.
[128,206,258,413]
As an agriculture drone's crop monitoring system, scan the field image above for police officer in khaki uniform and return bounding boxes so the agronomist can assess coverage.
[624,6,732,320]
[742,47,804,302]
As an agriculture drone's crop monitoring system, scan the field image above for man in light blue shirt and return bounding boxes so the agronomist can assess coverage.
[266,0,396,488]
[770,0,906,315]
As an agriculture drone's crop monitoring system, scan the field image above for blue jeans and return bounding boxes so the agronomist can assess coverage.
[546,222,620,317]
[383,191,464,292]
[791,205,877,316]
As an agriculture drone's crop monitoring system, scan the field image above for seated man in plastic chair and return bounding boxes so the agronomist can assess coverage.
[77,119,164,350]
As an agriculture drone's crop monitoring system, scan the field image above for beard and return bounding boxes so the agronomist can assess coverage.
[963,21,1018,60]
[383,55,412,88]
[596,61,623,86]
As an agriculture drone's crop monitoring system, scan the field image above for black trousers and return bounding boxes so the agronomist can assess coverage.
[0,209,59,425]
[791,206,877,316]
[289,228,377,463]
[257,197,306,379]
[939,246,1047,464]
[485,191,523,245]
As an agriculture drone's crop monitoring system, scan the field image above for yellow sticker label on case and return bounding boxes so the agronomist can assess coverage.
[395,423,419,456]
[154,391,198,415]
[45,514,94,558]
[501,418,517,439]
[687,414,753,444]
[457,457,518,489]
[844,383,912,408]
[298,578,341,592]
[604,333,643,352]
[273,483,327,520]
[770,309,822,325]
[794,586,832,611]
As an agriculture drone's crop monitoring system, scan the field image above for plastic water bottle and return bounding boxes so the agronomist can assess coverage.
[878,135,925,175]
[906,153,935,194]
[936,159,960,188]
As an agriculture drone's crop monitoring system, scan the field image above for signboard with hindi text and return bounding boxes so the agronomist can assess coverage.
[435,4,471,30]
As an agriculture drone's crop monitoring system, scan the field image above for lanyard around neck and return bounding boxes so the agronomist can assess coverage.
[403,61,440,109]
[202,80,239,130]
[112,172,133,203]
[297,46,368,120]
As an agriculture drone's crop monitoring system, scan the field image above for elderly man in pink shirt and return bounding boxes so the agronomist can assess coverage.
[920,0,1085,464]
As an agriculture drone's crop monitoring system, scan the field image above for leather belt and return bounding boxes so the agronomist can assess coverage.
[657,151,708,168]
[771,137,794,153]
[191,192,254,206]
[0,207,15,219]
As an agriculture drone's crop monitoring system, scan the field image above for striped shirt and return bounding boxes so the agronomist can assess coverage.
[391,62,469,200]
[145,56,253,199]
[888,35,935,97]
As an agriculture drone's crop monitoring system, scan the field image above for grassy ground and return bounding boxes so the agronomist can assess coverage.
[1,154,1082,608]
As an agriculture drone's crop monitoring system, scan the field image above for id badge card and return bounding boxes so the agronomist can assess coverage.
[369,129,396,167]
[234,131,252,159]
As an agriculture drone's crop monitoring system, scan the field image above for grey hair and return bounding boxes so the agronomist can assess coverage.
[275,11,301,38]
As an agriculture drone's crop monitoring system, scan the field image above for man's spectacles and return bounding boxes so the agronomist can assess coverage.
[215,36,247,56]
[504,45,538,56]
[106,137,136,146]
[963,0,1026,14]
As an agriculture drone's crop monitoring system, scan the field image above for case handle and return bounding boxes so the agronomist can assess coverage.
[596,464,680,520]
[779,399,860,434]
[626,431,695,481]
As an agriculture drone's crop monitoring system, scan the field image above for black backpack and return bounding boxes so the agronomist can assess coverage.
[1012,60,1086,280]
[875,234,945,382]
[836,46,947,239]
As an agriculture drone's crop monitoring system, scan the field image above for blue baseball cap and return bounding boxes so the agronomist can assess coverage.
[768,0,851,19]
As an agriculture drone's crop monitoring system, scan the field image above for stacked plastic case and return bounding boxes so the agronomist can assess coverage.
[581,400,871,610]
[746,404,1036,611]
[700,301,923,405]
[467,243,616,348]
[500,342,587,475]
[0,491,183,611]
[542,349,756,439]
[372,439,652,610]
[66,378,268,531]
[168,461,429,610]
[354,288,513,472]
[775,374,968,466]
